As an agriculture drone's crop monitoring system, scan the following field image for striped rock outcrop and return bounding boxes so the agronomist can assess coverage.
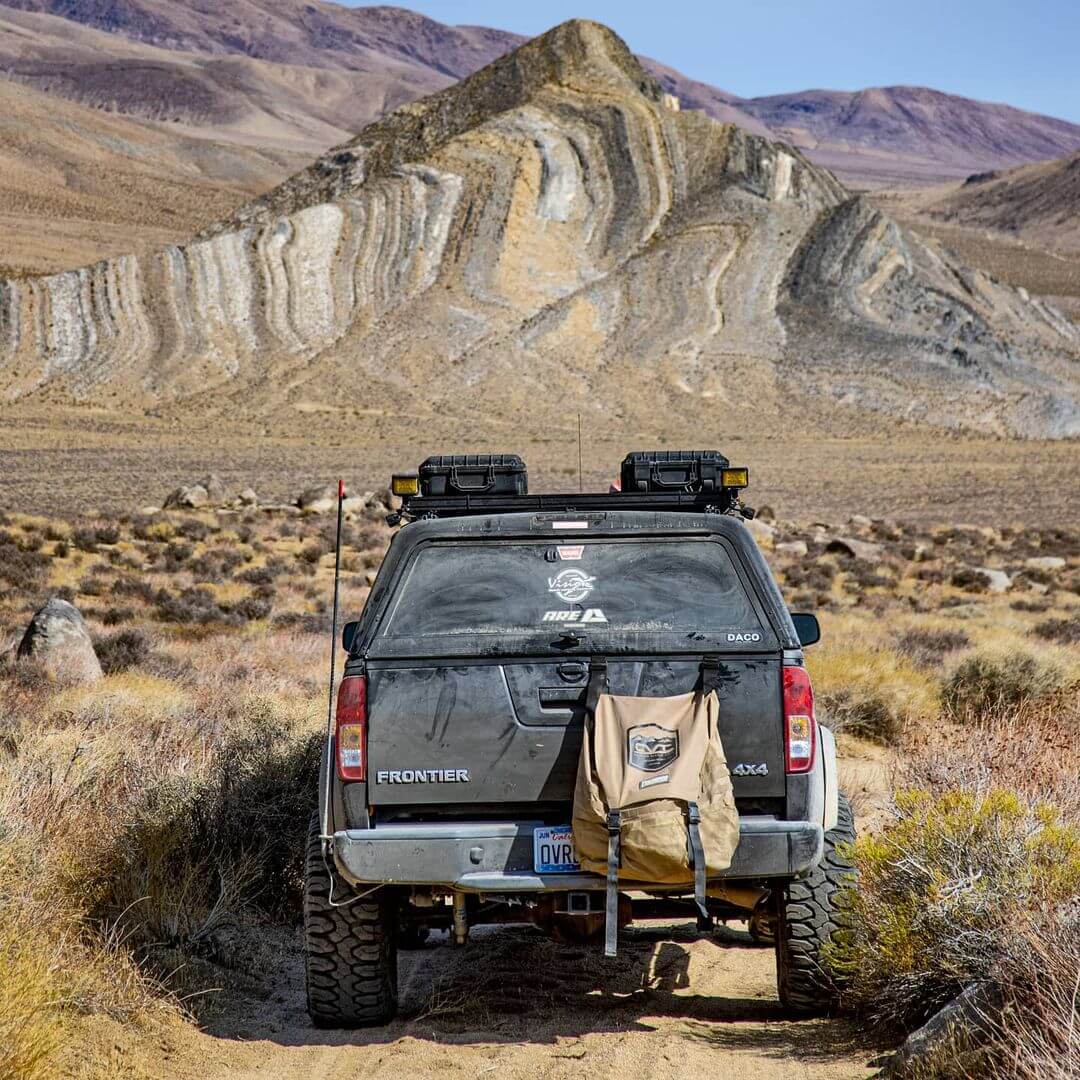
[1,20,1077,437]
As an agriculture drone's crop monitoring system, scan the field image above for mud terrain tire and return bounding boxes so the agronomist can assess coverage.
[775,792,856,1015]
[304,814,398,1027]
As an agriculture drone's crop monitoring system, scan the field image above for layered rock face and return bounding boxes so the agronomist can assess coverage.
[1,20,1077,436]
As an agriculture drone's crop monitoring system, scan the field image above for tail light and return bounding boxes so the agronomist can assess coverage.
[783,666,816,773]
[335,675,367,781]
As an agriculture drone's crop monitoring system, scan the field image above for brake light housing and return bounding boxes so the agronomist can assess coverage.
[783,665,816,773]
[335,675,367,781]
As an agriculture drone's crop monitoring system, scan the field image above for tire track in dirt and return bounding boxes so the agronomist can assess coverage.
[158,922,879,1080]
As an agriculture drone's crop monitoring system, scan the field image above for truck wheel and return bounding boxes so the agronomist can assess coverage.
[304,814,398,1027]
[775,792,857,1015]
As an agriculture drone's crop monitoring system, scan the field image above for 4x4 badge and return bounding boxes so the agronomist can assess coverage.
[627,724,679,772]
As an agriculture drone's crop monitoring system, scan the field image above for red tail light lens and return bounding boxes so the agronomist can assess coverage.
[783,666,816,773]
[335,675,367,781]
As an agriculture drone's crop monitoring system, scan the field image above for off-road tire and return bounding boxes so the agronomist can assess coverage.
[775,792,857,1015]
[304,814,398,1027]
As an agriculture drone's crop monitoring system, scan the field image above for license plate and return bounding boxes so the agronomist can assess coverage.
[533,825,580,873]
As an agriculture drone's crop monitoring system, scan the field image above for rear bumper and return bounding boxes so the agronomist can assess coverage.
[332,816,823,893]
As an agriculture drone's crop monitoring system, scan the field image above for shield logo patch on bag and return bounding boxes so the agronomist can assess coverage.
[627,724,679,772]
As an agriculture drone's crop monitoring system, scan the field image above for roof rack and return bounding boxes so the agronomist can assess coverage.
[387,450,755,523]
[390,489,755,523]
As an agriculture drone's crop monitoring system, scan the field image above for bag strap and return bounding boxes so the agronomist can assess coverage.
[699,657,721,693]
[604,809,621,957]
[585,657,609,719]
[686,802,708,920]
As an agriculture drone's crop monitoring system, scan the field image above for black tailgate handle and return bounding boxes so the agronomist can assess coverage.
[557,662,587,682]
[539,687,586,708]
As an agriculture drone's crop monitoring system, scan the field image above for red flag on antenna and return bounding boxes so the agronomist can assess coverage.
[338,479,345,499]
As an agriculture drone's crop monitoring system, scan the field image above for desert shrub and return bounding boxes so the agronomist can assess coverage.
[1011,598,1051,613]
[52,539,70,559]
[72,525,119,552]
[783,561,835,592]
[188,553,223,583]
[229,596,273,622]
[828,789,1080,1030]
[1033,616,1079,647]
[162,542,194,572]
[71,711,320,949]
[988,920,1080,1080]
[176,519,212,542]
[154,586,236,626]
[100,606,134,626]
[238,564,279,585]
[43,523,68,542]
[131,517,174,542]
[895,627,970,668]
[77,573,109,597]
[274,612,332,634]
[951,567,990,593]
[942,648,1070,718]
[809,645,938,743]
[110,577,155,603]
[93,629,152,674]
[0,537,49,591]
[299,540,329,565]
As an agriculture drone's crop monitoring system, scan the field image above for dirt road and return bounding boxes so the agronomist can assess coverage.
[156,921,880,1080]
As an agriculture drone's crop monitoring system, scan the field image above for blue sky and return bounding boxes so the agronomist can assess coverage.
[356,1,1080,122]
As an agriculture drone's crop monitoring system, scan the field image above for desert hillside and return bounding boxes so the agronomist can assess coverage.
[1,20,1077,450]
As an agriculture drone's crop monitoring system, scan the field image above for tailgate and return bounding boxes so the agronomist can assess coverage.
[366,656,785,807]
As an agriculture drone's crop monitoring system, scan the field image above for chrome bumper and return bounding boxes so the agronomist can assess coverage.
[332,816,823,892]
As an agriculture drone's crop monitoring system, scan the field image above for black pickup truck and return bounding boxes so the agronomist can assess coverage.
[305,452,854,1027]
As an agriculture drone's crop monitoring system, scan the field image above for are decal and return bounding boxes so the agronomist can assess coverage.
[542,609,608,623]
[727,632,762,643]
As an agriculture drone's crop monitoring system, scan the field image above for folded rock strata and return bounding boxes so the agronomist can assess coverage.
[0,20,1077,437]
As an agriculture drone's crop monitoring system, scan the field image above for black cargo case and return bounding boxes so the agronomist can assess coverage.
[418,454,528,497]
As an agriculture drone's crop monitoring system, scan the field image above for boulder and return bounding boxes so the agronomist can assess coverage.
[138,505,161,515]
[202,474,229,504]
[826,536,884,562]
[164,483,209,509]
[743,518,776,547]
[238,488,259,506]
[775,540,808,558]
[848,514,873,530]
[1025,556,1066,572]
[297,484,339,514]
[975,567,1012,593]
[16,598,102,683]
[881,983,994,1078]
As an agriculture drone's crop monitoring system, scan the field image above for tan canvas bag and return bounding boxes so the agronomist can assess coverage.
[572,659,740,955]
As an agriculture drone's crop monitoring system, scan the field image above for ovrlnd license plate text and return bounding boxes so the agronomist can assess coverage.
[533,825,580,873]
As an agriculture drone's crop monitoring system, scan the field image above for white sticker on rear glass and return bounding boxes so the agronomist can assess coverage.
[558,545,584,560]
[553,521,588,530]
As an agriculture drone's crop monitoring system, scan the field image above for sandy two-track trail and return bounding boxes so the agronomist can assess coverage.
[154,921,879,1080]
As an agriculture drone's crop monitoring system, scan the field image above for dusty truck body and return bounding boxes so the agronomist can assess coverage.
[306,453,854,1027]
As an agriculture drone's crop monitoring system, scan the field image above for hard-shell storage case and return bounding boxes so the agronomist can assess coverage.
[620,450,730,493]
[418,454,528,497]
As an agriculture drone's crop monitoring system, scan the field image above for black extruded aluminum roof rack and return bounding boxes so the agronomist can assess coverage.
[395,489,754,522]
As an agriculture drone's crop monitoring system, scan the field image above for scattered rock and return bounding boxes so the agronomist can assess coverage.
[164,482,209,509]
[755,504,776,523]
[16,598,102,684]
[743,518,776,546]
[138,505,161,515]
[238,488,258,506]
[202,473,229,504]
[901,542,931,562]
[975,567,1012,593]
[297,484,340,514]
[881,983,994,1078]
[826,536,884,562]
[848,514,873,530]
[1025,556,1066,572]
[775,540,808,557]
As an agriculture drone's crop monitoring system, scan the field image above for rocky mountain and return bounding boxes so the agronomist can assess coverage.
[0,72,305,276]
[1,20,1076,440]
[5,0,1080,189]
[740,87,1080,188]
[920,152,1080,254]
